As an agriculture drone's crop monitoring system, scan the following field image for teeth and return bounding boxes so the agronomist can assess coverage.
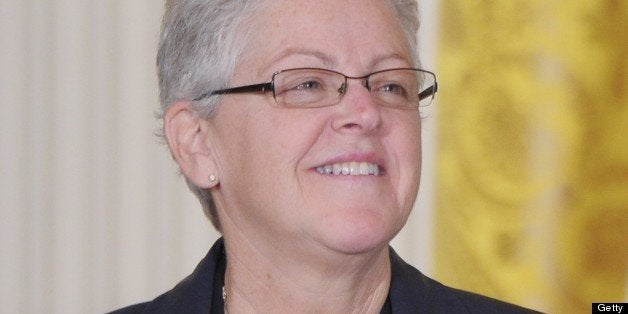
[324,165,332,174]
[333,163,342,175]
[316,161,381,176]
[341,162,350,175]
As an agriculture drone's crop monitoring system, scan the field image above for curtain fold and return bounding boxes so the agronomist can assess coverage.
[0,2,219,313]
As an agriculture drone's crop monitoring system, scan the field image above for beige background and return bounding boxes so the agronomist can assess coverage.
[0,1,440,313]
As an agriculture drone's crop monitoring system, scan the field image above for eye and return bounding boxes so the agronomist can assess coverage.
[279,77,326,94]
[294,80,322,91]
[378,83,407,96]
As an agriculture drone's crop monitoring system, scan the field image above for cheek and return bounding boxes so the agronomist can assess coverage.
[389,112,421,157]
[219,106,324,201]
[255,110,324,168]
[391,115,422,199]
[406,123,422,169]
[235,110,329,231]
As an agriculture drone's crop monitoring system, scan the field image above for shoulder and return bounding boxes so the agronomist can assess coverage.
[388,247,541,313]
[107,302,148,314]
[433,285,540,314]
[107,238,226,314]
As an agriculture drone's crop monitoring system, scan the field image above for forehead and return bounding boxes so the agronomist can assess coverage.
[237,0,412,76]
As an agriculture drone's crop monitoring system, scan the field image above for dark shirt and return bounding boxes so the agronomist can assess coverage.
[109,238,539,313]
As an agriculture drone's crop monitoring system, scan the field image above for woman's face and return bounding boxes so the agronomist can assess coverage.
[209,0,422,255]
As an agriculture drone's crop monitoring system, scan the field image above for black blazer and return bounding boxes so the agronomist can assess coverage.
[110,238,539,313]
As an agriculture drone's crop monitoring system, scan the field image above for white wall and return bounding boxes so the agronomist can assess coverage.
[0,1,439,312]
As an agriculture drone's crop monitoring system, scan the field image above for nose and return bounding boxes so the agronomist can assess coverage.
[331,79,382,134]
[337,78,368,95]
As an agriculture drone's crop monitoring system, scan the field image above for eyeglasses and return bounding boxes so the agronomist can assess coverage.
[195,67,437,109]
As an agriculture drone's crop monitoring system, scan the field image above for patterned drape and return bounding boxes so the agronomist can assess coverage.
[436,1,627,313]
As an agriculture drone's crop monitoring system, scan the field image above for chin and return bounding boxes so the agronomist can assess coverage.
[319,209,400,255]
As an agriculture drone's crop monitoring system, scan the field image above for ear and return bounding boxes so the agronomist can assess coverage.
[164,101,217,189]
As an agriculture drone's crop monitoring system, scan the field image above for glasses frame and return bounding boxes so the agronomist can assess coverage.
[194,67,438,108]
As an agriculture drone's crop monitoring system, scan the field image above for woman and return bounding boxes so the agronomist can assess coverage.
[113,0,536,313]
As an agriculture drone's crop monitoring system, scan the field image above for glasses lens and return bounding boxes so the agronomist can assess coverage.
[273,69,344,107]
[370,69,418,108]
[272,68,436,108]
[369,69,436,108]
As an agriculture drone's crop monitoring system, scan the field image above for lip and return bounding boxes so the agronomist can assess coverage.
[312,152,387,175]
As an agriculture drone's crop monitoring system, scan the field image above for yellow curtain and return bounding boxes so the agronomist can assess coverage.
[435,1,627,313]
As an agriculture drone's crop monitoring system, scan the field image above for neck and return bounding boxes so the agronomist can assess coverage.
[221,229,391,313]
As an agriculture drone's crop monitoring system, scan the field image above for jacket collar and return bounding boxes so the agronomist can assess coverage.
[143,238,437,313]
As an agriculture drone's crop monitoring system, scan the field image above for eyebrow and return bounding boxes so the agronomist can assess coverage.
[259,49,412,77]
[260,48,336,76]
[367,53,412,69]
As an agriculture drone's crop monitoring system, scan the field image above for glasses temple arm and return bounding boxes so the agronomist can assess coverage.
[418,82,438,101]
[194,82,273,101]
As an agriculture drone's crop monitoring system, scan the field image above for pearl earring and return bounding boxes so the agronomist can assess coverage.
[209,174,218,183]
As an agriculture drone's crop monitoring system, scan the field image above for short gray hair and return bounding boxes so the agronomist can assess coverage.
[157,0,420,231]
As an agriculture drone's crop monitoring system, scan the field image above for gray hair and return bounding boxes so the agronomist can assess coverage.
[157,0,420,231]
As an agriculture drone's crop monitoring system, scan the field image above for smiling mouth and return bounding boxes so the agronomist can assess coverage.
[315,161,382,176]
